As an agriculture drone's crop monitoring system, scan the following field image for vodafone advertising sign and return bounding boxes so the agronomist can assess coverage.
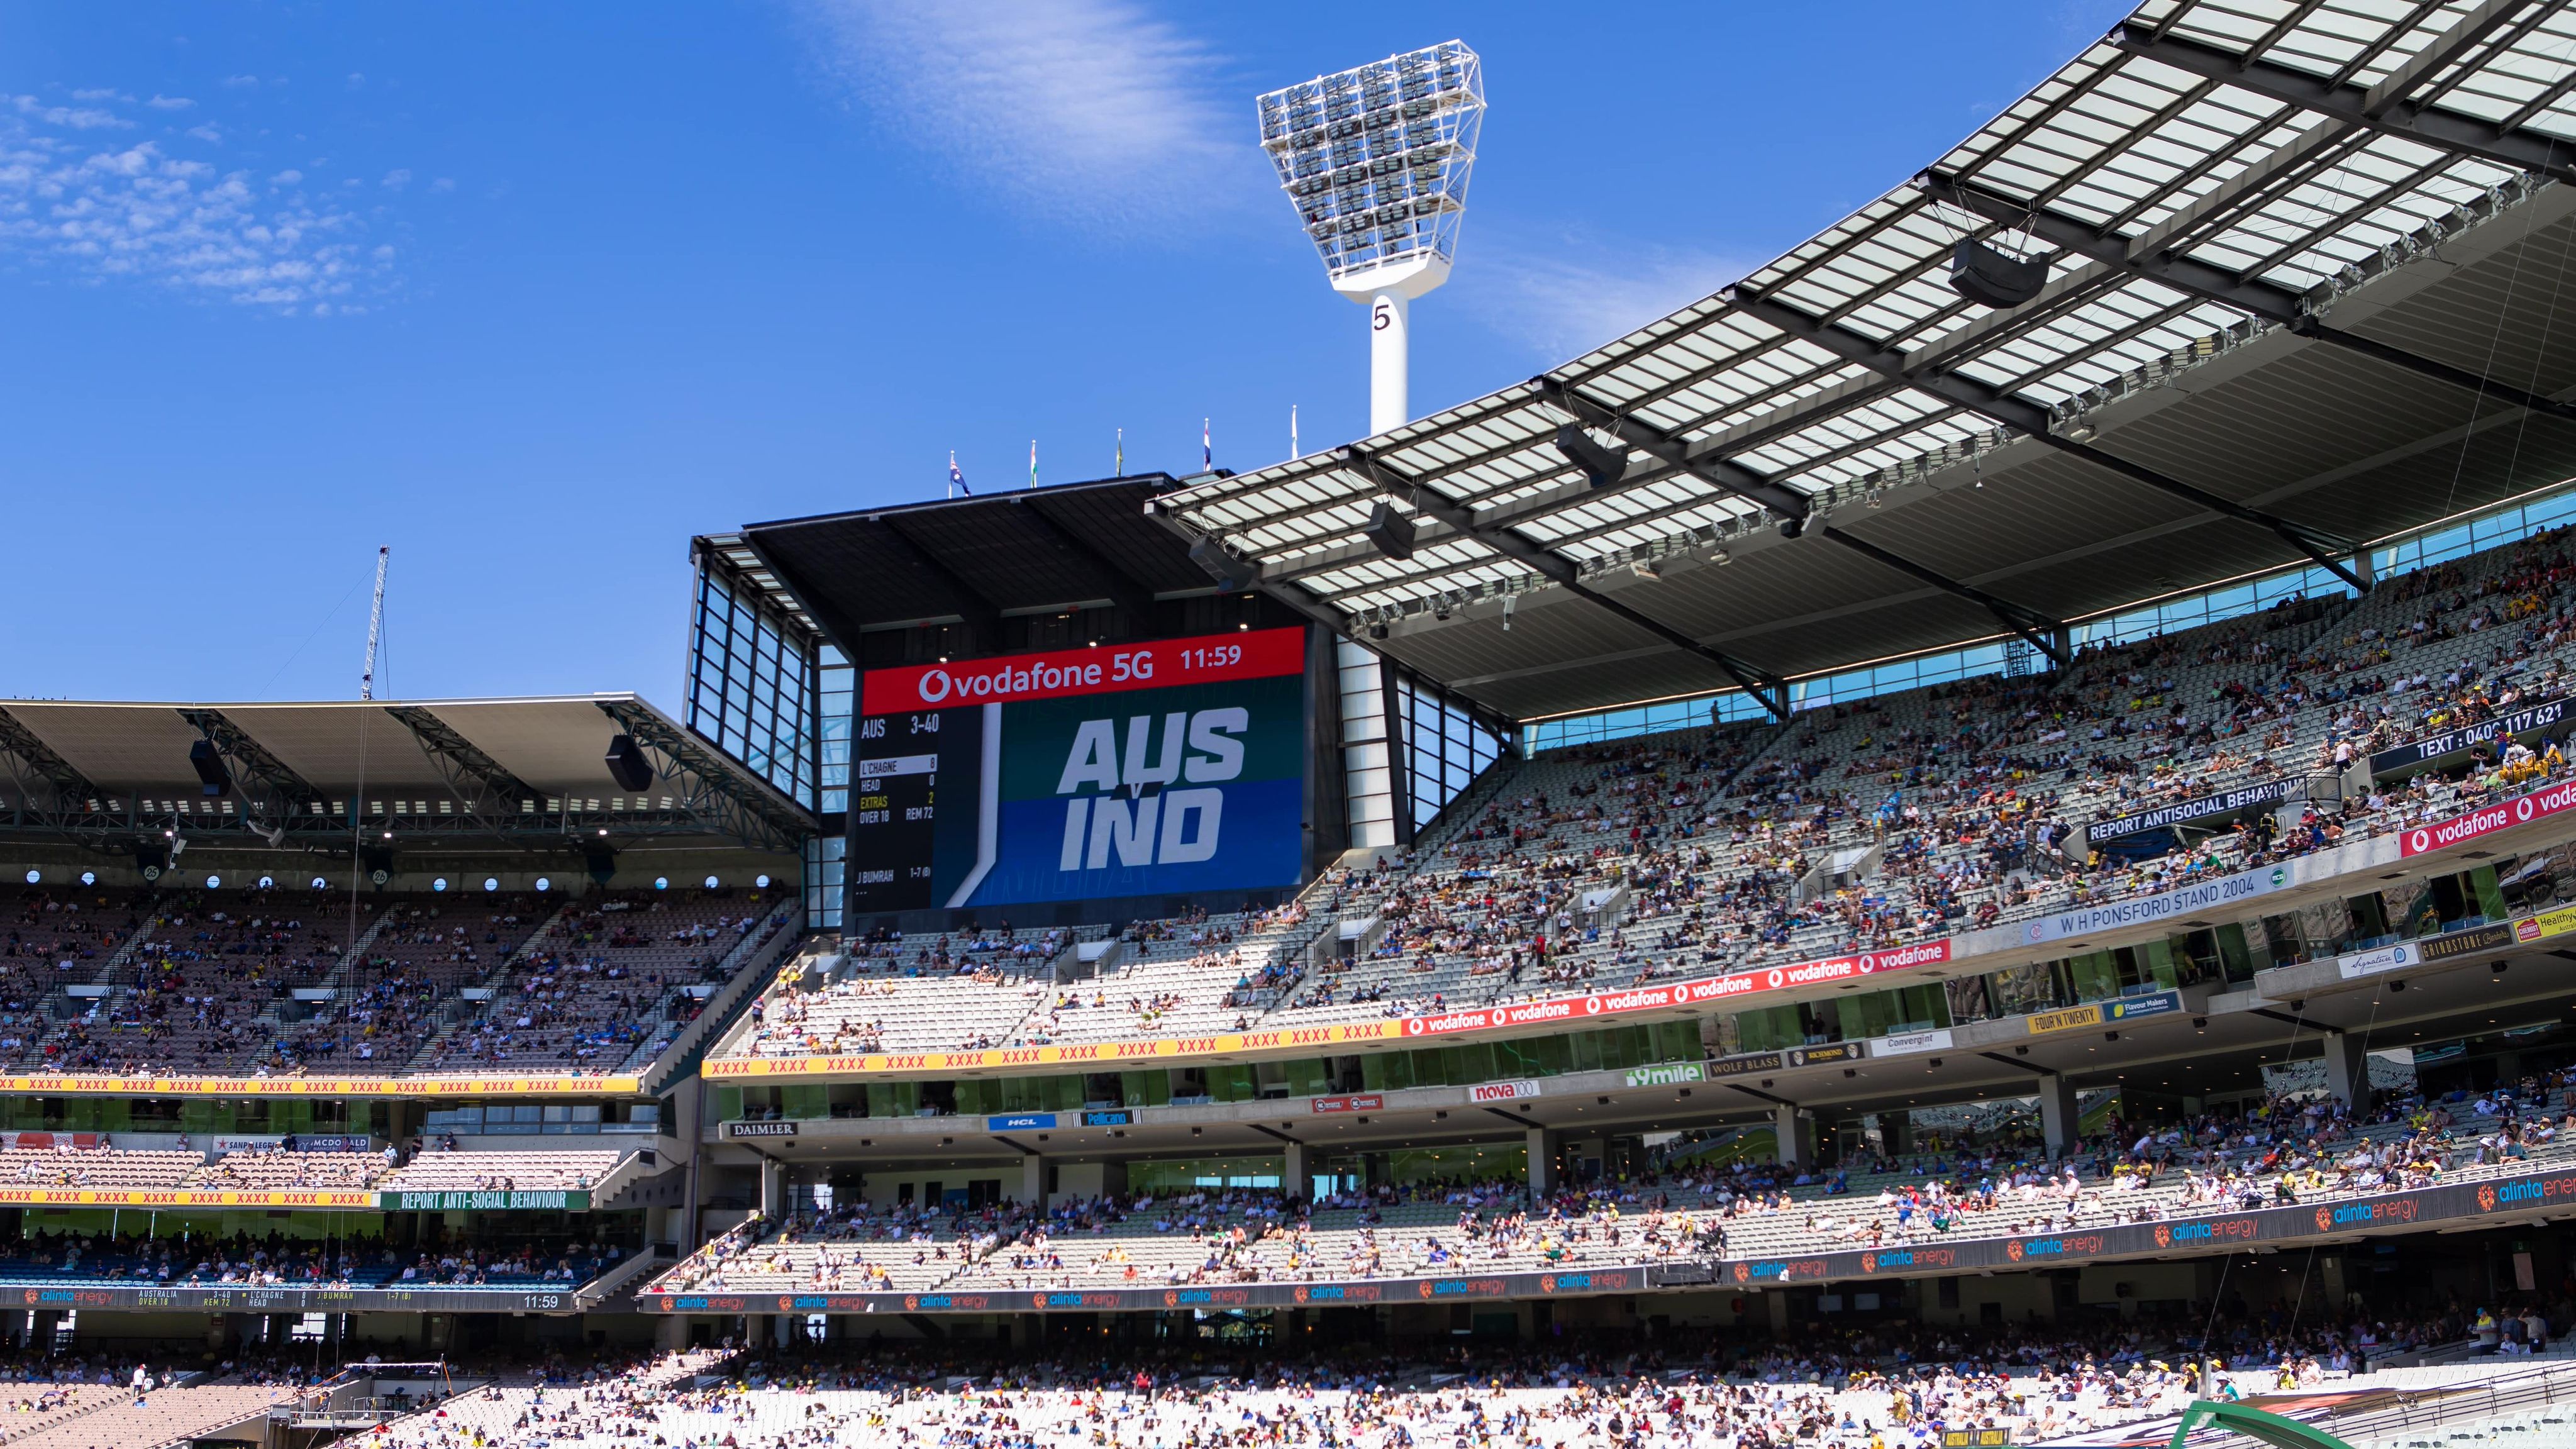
[860,627,1306,715]
[2404,777,2576,858]
[1396,940,1950,1043]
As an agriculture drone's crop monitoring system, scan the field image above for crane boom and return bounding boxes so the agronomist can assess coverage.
[360,547,389,700]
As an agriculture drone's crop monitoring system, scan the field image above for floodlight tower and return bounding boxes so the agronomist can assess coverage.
[1258,42,1484,436]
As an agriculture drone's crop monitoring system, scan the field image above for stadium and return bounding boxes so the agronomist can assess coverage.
[14,4,2576,1448]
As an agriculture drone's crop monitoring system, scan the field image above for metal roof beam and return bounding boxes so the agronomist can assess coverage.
[1816,526,2070,666]
[1723,287,2368,592]
[1140,509,1365,643]
[872,514,1005,654]
[1925,174,2576,430]
[1011,496,1162,624]
[595,699,814,854]
[2109,19,2576,189]
[0,706,110,826]
[1536,376,1813,521]
[2359,0,2545,121]
[384,706,541,828]
[1345,447,1789,719]
[175,708,323,818]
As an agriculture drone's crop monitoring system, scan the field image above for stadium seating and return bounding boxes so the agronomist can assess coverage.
[646,1069,2576,1306]
[377,1147,631,1193]
[364,1330,2545,1449]
[418,892,794,1072]
[0,1383,296,1449]
[701,523,2576,1067]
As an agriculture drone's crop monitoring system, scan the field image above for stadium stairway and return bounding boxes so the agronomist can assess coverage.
[317,904,402,993]
[577,1147,659,1206]
[633,896,804,1094]
[80,914,160,992]
[572,1241,675,1311]
[393,901,575,1070]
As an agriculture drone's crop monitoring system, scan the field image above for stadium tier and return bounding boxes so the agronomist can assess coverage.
[18,0,2576,1417]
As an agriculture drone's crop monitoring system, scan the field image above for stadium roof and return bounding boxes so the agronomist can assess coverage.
[1155,0,2576,723]
[0,694,813,852]
[725,474,1247,655]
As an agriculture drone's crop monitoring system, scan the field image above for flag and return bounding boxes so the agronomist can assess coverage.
[1028,439,1038,491]
[1115,428,1124,476]
[1202,418,1212,471]
[1291,404,1299,460]
[948,451,970,497]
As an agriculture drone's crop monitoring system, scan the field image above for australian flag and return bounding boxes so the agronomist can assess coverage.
[948,452,971,497]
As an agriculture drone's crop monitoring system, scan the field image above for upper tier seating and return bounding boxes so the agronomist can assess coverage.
[707,521,2576,1063]
[419,891,792,1072]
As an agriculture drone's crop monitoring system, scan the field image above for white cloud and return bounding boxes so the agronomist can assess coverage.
[380,167,411,189]
[70,89,131,103]
[147,94,194,111]
[429,176,453,193]
[221,74,259,89]
[1472,240,1755,360]
[795,0,1255,234]
[0,95,396,313]
[13,95,131,131]
[187,123,221,142]
[345,72,365,89]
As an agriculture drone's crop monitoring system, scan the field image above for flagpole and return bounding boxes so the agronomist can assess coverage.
[1291,406,1299,460]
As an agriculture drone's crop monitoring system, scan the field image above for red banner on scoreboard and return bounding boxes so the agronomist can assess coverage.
[860,627,1305,715]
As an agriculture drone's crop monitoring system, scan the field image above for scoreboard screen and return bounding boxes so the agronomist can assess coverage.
[849,626,1309,914]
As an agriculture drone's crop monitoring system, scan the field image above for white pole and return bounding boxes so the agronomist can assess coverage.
[1368,291,1411,435]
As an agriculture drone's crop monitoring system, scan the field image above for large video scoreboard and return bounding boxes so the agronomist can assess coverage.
[849,626,1309,914]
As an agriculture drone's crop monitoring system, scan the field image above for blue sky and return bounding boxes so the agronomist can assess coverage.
[0,0,2129,707]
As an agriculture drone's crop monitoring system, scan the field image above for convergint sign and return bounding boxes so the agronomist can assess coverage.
[1623,1062,1706,1088]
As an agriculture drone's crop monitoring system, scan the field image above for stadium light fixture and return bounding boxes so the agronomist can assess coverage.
[1258,41,1484,434]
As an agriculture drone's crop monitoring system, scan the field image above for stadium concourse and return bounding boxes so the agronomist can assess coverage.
[28,0,2576,1441]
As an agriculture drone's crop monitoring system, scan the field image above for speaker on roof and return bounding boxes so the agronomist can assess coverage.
[1553,424,1628,491]
[359,844,394,890]
[605,733,653,792]
[1363,501,1416,561]
[585,845,618,886]
[187,739,231,798]
[1188,536,1252,592]
[133,841,167,881]
[1949,238,2046,309]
